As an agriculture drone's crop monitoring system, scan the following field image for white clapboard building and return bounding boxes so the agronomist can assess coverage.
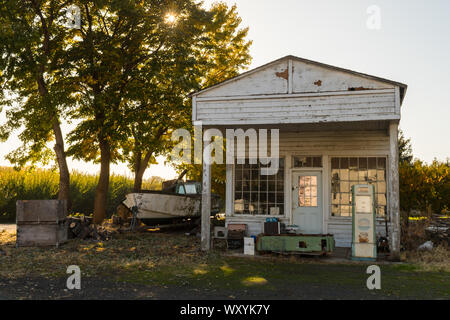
[191,56,407,256]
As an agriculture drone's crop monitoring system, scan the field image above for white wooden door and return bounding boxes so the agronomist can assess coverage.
[292,172,322,234]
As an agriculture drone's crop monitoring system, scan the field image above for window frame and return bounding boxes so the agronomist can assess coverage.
[292,155,323,169]
[328,156,389,220]
[232,157,286,217]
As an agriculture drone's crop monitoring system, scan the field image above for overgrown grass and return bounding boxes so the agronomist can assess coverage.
[0,167,162,222]
[0,228,207,280]
[401,245,450,272]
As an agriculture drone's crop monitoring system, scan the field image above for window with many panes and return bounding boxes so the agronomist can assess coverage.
[331,157,387,218]
[234,158,285,215]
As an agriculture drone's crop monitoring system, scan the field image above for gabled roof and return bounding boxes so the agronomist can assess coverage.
[191,55,408,103]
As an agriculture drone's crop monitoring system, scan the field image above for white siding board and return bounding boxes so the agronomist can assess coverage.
[291,59,393,93]
[230,131,390,157]
[197,92,394,109]
[198,60,289,98]
[198,114,400,125]
[196,91,397,125]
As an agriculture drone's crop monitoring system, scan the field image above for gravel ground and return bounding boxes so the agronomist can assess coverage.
[0,275,406,300]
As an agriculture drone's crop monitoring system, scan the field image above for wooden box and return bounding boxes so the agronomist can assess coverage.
[16,222,68,247]
[16,200,68,247]
[16,200,67,224]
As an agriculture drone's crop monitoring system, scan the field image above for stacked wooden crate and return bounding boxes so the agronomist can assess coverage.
[226,224,247,249]
[16,200,68,247]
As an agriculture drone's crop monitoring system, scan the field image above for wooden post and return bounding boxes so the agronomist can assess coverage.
[388,120,401,260]
[201,139,212,251]
[225,163,233,217]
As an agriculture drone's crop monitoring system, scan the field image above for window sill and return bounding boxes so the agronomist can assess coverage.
[230,214,287,219]
[328,216,389,222]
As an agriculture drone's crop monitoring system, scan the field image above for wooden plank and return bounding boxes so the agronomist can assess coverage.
[291,59,393,94]
[230,130,390,155]
[198,107,396,120]
[395,86,401,117]
[198,60,288,97]
[198,92,394,106]
[192,56,405,99]
[225,163,233,217]
[195,114,401,126]
[388,121,401,260]
[288,59,293,94]
[16,200,67,223]
[322,154,329,234]
[198,101,396,115]
[196,88,396,102]
[192,95,197,122]
[201,142,211,251]
[284,152,292,224]
[16,223,67,247]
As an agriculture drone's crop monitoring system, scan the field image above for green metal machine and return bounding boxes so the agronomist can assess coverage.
[256,234,335,255]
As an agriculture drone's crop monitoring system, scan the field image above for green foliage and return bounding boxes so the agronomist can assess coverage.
[0,167,162,222]
[66,0,212,163]
[400,159,450,214]
[0,0,252,222]
[171,2,252,196]
[196,2,252,88]
[0,0,75,166]
[399,129,413,164]
[120,1,252,191]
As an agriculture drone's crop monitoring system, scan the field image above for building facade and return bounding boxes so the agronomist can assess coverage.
[191,56,406,256]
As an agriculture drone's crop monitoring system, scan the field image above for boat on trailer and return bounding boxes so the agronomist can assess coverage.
[122,176,221,225]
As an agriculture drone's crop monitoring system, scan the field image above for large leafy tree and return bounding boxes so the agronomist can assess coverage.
[172,3,252,195]
[66,0,213,223]
[122,2,253,193]
[0,0,75,208]
[125,2,253,193]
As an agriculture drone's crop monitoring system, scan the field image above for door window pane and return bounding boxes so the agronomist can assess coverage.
[298,175,318,207]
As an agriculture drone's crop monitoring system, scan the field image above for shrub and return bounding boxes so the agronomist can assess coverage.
[399,159,449,214]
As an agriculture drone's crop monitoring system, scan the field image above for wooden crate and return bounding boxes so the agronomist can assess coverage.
[16,200,67,224]
[16,200,68,247]
[16,222,68,247]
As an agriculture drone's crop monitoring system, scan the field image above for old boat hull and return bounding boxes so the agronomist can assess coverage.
[122,192,201,220]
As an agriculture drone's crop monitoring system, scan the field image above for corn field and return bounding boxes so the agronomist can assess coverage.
[0,167,162,222]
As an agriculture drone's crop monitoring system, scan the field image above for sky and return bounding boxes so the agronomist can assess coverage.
[0,0,449,180]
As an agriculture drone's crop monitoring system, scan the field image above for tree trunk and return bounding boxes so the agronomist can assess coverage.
[36,73,71,211]
[133,168,145,192]
[52,120,71,210]
[93,139,111,225]
[133,151,152,192]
